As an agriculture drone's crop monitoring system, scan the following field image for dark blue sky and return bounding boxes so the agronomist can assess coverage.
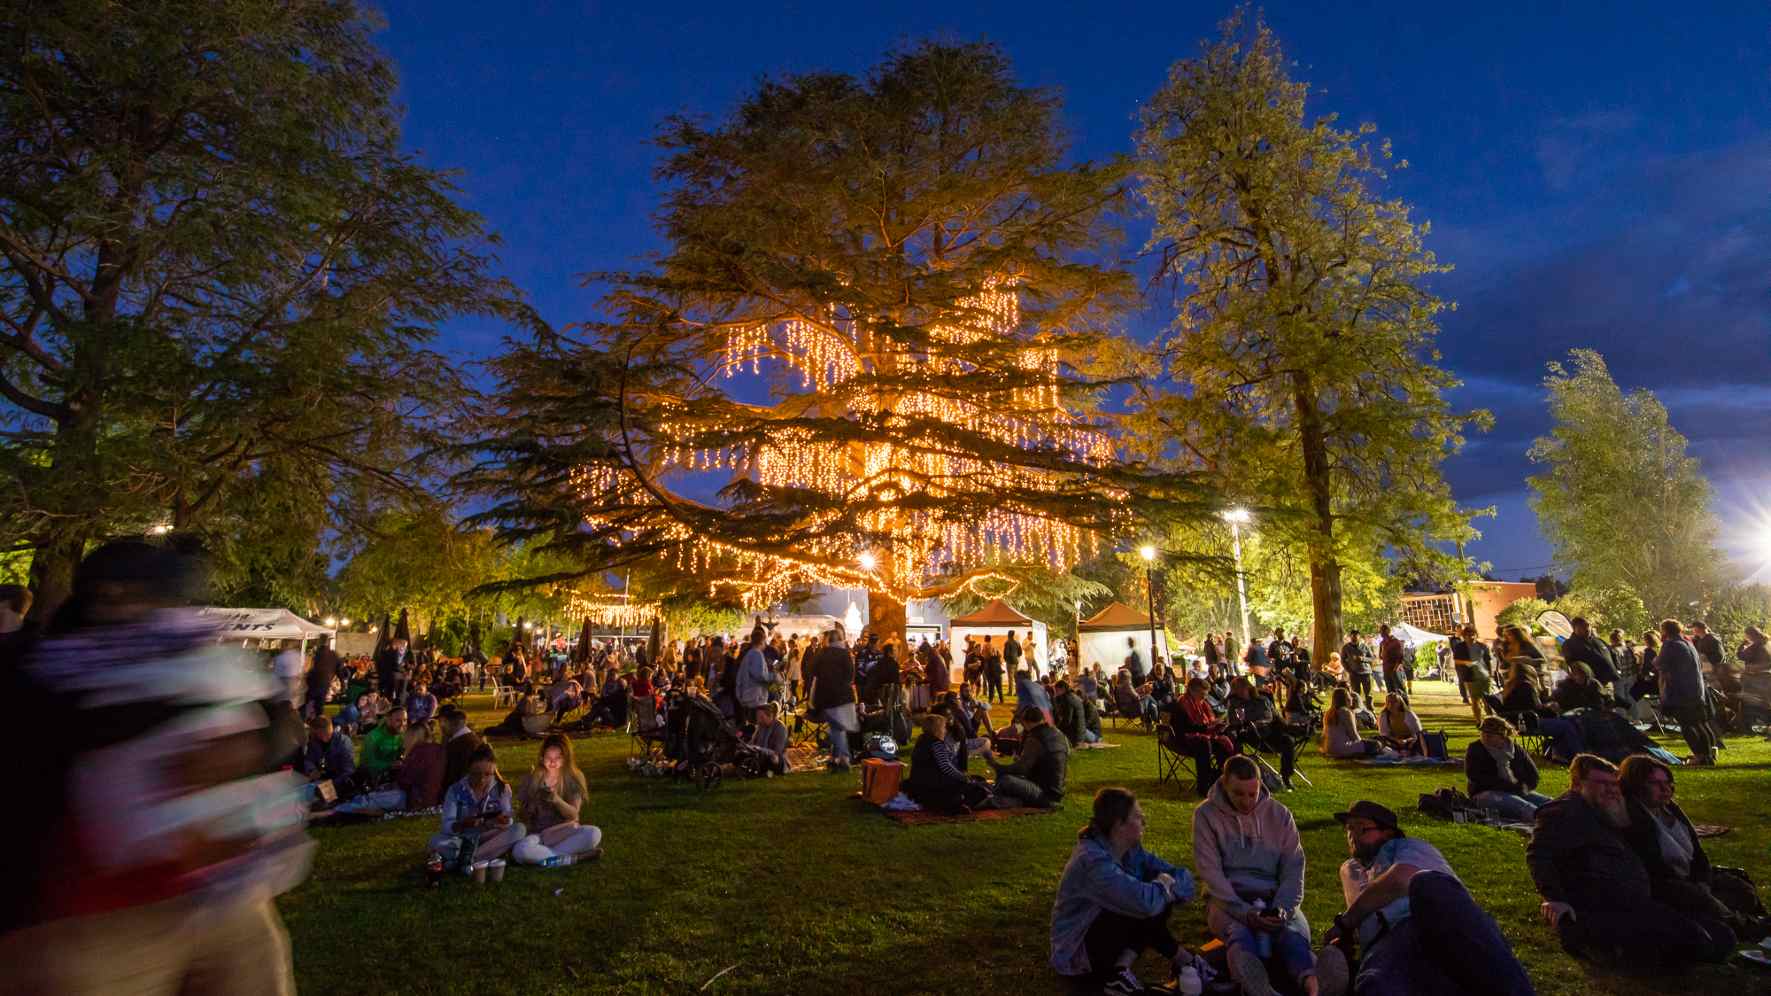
[374,1,1771,581]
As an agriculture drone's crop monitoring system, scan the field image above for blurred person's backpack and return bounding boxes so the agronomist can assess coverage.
[1420,729,1450,761]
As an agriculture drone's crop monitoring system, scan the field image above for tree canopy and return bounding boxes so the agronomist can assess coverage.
[1131,13,1486,662]
[0,0,535,616]
[465,41,1212,635]
[1527,348,1724,621]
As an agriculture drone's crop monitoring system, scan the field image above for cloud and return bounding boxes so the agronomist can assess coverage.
[1533,108,1640,191]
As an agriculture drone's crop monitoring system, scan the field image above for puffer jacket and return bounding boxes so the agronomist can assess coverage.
[1191,778,1305,917]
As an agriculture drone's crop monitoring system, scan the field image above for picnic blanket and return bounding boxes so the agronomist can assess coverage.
[1359,755,1461,767]
[1074,741,1120,750]
[1695,824,1732,839]
[885,805,1058,827]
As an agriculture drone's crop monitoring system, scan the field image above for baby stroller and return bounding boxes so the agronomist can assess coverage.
[673,694,761,789]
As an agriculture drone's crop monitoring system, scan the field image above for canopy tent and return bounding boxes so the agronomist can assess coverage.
[1392,621,1449,647]
[762,614,842,641]
[949,599,1049,682]
[198,607,334,656]
[1077,601,1170,676]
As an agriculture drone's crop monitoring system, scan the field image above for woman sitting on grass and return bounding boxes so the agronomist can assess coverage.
[1051,787,1199,995]
[511,733,603,867]
[429,743,525,870]
[1464,716,1551,821]
[1376,692,1424,755]
[905,713,990,814]
[1321,688,1389,758]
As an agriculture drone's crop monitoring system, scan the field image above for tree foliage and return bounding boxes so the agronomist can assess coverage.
[0,0,535,616]
[463,42,1214,635]
[1130,13,1486,663]
[1527,349,1724,621]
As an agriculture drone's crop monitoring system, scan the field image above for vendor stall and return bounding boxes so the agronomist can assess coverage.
[1078,601,1170,676]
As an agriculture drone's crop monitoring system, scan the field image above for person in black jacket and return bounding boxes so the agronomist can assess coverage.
[905,714,989,813]
[1526,754,1733,971]
[1465,717,1551,821]
[808,628,858,770]
[1561,617,1619,695]
[1617,755,1761,928]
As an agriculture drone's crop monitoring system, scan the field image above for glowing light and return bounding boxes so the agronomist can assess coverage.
[1139,544,1157,562]
[340,617,351,627]
[323,617,337,627]
[1221,507,1251,525]
[858,551,878,571]
[148,523,172,536]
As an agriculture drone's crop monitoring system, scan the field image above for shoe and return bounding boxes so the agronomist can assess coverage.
[1282,778,1296,791]
[1227,946,1271,996]
[1102,966,1146,995]
[1314,946,1350,996]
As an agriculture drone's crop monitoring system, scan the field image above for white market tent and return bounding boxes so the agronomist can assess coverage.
[1078,601,1170,676]
[199,607,335,655]
[948,599,1048,682]
[1392,621,1448,647]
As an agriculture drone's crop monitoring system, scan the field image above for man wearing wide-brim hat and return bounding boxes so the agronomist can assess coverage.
[1318,800,1535,996]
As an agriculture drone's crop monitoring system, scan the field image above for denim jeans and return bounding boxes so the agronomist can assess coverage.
[823,705,855,761]
[1209,902,1314,986]
[1353,871,1534,996]
[1535,716,1585,761]
[1472,789,1553,822]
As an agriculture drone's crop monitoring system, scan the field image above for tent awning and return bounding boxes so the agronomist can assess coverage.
[1392,621,1448,645]
[198,607,334,643]
[1080,601,1151,631]
[947,598,1033,627]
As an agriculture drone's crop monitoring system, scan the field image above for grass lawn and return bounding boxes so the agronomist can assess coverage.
[281,680,1771,995]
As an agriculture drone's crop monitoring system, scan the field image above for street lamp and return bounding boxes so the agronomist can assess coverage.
[323,616,337,628]
[1139,545,1160,668]
[1221,508,1252,652]
[340,617,350,627]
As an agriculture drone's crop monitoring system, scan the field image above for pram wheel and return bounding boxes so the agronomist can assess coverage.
[699,762,723,790]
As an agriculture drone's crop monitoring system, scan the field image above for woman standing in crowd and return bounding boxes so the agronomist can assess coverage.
[511,734,603,866]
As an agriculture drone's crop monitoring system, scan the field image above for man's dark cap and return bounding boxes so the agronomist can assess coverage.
[1334,800,1405,835]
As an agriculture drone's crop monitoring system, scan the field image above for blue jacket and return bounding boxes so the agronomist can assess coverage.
[1050,833,1194,976]
[301,732,355,782]
[1655,637,1706,710]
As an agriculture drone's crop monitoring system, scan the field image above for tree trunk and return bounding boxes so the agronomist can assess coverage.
[867,589,906,649]
[1294,375,1343,664]
[27,535,84,624]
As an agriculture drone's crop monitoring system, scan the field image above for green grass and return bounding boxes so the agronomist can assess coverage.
[281,682,1771,995]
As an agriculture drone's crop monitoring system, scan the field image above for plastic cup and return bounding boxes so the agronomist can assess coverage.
[471,861,489,884]
[487,859,506,883]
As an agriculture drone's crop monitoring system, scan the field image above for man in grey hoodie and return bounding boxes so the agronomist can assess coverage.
[1192,757,1319,996]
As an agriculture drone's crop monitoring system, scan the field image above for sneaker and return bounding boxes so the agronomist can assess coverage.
[1102,967,1145,995]
[1227,946,1271,996]
[1314,946,1350,996]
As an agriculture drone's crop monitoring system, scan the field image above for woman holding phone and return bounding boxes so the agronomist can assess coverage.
[429,743,525,870]
[511,733,603,866]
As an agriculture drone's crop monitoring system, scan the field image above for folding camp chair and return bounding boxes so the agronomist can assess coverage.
[629,695,667,768]
[1154,722,1197,793]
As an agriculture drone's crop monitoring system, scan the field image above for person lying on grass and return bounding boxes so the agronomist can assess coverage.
[511,733,602,867]
[1320,800,1534,996]
[1193,756,1319,996]
[1050,787,1202,996]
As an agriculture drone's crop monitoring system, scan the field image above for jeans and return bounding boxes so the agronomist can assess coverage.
[1209,902,1315,986]
[993,772,1054,807]
[335,786,407,815]
[823,705,855,762]
[1472,789,1553,822]
[1668,704,1717,762]
[1535,716,1585,761]
[1348,672,1374,706]
[1353,871,1534,996]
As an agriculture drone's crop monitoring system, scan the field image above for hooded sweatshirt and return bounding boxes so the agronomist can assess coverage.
[1049,832,1195,976]
[1191,778,1305,918]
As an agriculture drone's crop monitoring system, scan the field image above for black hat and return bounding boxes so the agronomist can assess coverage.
[1333,800,1404,835]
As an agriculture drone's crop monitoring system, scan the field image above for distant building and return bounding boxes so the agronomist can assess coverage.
[1399,581,1539,637]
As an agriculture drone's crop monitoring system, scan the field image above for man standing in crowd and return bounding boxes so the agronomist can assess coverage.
[1341,630,1373,706]
[1124,635,1147,683]
[1377,625,1405,696]
[1655,619,1717,765]
[1322,801,1534,995]
[1526,754,1733,971]
[376,636,410,702]
[1691,621,1725,675]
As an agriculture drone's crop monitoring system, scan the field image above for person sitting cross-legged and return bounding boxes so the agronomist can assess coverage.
[428,744,526,871]
[510,733,603,867]
[1050,787,1201,995]
[296,715,355,807]
[744,702,790,775]
[1320,801,1535,996]
[1464,716,1552,821]
[1374,693,1423,756]
[1052,679,1100,746]
[1526,753,1734,972]
[985,704,1070,809]
[905,713,991,814]
[359,706,408,787]
[1193,756,1320,996]
[1320,688,1389,760]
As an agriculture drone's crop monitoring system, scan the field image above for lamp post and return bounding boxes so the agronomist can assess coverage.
[1139,544,1160,667]
[1222,508,1252,652]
